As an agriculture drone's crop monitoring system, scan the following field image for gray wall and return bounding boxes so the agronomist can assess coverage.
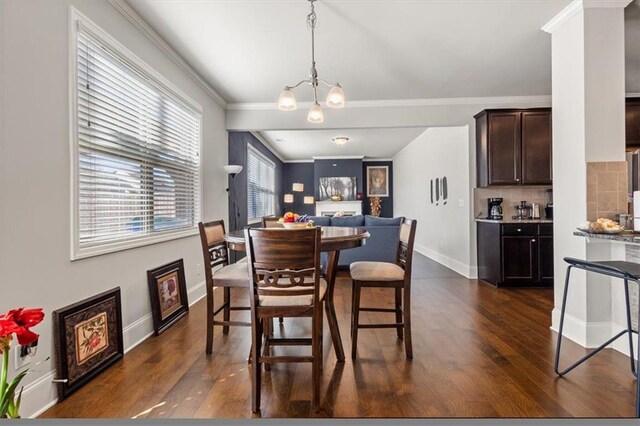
[228,132,283,230]
[0,0,228,416]
[282,162,315,216]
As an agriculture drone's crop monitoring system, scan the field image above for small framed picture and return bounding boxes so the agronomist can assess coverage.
[147,259,189,335]
[367,165,389,197]
[53,288,124,400]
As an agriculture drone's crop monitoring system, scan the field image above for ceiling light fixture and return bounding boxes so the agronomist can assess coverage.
[277,0,345,124]
[332,136,349,145]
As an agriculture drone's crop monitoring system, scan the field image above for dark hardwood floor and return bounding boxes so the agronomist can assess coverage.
[42,254,638,418]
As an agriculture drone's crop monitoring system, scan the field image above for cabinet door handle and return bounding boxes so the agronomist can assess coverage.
[516,178,520,182]
[517,228,522,232]
[531,239,536,242]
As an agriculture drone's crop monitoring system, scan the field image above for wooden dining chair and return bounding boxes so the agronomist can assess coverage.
[198,220,251,355]
[261,216,284,228]
[349,218,417,359]
[244,227,326,413]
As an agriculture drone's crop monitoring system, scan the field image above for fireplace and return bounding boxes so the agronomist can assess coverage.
[315,200,362,217]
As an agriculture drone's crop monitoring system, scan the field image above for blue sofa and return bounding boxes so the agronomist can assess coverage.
[310,215,403,268]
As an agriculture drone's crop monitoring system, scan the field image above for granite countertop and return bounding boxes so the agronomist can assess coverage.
[574,230,640,244]
[475,218,553,224]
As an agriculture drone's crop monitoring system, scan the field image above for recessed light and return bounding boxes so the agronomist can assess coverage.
[332,136,349,145]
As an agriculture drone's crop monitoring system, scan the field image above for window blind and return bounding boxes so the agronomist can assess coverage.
[75,25,201,255]
[247,145,275,221]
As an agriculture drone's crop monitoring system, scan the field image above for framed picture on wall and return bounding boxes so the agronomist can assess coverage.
[366,165,389,197]
[53,287,124,400]
[147,259,189,335]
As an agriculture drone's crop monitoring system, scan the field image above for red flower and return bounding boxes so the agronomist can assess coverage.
[0,308,44,346]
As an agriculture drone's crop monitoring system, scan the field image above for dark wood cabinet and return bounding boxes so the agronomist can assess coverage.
[627,98,640,147]
[477,222,553,287]
[475,108,552,187]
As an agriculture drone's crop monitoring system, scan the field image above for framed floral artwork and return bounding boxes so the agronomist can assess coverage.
[53,287,123,400]
[147,259,189,335]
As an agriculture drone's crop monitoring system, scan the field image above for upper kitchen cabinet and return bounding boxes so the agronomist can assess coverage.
[475,108,552,187]
[627,98,640,147]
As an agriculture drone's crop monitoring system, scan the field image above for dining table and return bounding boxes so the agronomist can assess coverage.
[224,226,370,362]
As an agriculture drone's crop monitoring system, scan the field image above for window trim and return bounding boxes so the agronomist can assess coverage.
[246,144,276,224]
[69,8,203,261]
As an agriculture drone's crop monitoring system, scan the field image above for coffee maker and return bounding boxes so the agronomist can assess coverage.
[487,198,504,220]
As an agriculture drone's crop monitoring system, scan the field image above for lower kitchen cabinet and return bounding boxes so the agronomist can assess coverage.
[477,222,553,287]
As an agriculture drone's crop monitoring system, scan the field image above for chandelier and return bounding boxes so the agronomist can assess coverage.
[278,0,345,123]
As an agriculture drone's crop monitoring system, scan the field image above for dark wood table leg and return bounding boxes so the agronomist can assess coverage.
[325,250,345,362]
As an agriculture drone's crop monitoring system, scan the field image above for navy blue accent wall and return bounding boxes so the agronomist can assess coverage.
[363,160,394,217]
[313,159,364,200]
[228,132,283,231]
[282,162,315,216]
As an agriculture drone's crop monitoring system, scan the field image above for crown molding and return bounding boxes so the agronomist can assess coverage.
[249,131,286,163]
[107,0,227,107]
[282,159,315,163]
[226,95,552,111]
[312,155,365,160]
[542,0,633,34]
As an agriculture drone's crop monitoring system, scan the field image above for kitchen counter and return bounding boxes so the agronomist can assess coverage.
[475,218,553,224]
[573,230,640,244]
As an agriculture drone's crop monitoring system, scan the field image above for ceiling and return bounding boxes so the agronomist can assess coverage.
[126,0,640,160]
[127,0,578,104]
[259,127,427,160]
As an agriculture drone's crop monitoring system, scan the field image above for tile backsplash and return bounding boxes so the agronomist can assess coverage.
[586,161,628,221]
[474,186,552,219]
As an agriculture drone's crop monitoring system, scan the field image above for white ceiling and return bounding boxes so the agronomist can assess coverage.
[126,0,640,160]
[127,0,578,104]
[259,127,427,160]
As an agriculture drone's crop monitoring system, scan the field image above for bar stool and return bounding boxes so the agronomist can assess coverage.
[554,257,639,417]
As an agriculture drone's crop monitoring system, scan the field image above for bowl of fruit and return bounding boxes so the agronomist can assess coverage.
[279,212,315,229]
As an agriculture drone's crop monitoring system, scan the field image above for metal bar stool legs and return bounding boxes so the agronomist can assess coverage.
[554,265,638,378]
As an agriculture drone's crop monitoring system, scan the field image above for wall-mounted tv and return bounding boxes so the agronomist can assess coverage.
[318,177,357,201]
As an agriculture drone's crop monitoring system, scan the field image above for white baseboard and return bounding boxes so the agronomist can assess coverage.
[414,243,476,278]
[22,280,206,418]
[551,309,638,362]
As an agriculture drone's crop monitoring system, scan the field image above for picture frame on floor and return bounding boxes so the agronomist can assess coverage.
[53,287,124,400]
[147,259,189,335]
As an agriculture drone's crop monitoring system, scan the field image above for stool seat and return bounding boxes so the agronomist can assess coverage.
[564,257,640,280]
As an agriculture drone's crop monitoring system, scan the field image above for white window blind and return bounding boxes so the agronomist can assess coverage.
[74,23,201,258]
[247,145,275,222]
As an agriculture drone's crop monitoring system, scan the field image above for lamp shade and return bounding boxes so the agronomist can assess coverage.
[292,183,304,192]
[307,102,324,124]
[223,165,243,175]
[326,84,345,108]
[284,194,294,203]
[303,196,315,204]
[278,88,297,111]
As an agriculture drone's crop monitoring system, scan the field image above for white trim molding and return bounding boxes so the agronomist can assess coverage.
[312,155,365,160]
[227,95,553,111]
[542,0,633,33]
[22,280,206,418]
[415,243,477,279]
[106,0,227,107]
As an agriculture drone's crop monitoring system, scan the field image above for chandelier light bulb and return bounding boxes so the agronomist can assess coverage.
[326,84,345,108]
[307,103,324,124]
[278,88,297,111]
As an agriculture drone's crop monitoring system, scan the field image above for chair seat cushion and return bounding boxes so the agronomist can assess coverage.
[350,261,405,281]
[212,261,249,286]
[259,278,327,306]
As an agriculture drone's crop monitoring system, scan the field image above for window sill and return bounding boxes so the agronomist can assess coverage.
[71,227,199,261]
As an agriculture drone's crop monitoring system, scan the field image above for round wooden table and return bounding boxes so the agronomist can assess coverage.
[225,226,370,362]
